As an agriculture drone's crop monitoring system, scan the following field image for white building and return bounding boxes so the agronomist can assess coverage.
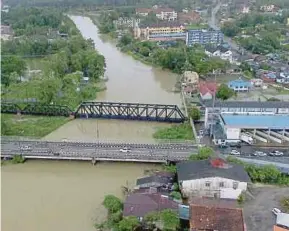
[204,45,233,63]
[177,158,251,200]
[155,8,177,21]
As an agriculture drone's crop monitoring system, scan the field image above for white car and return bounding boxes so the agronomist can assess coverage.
[230,150,240,155]
[272,208,281,215]
[119,147,131,153]
[20,146,32,151]
[269,151,284,156]
[253,151,267,157]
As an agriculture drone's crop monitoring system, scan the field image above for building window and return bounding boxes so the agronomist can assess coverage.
[205,181,211,187]
[219,182,224,187]
[233,181,239,189]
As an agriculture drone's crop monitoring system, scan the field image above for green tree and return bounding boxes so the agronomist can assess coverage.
[118,216,140,231]
[1,56,26,86]
[216,84,235,100]
[144,211,160,229]
[119,34,133,46]
[160,209,179,231]
[38,78,61,104]
[102,195,123,214]
[170,191,182,200]
[189,147,214,160]
[189,107,201,121]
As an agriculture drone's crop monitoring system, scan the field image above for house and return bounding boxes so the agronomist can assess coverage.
[260,4,275,12]
[1,25,13,40]
[204,45,233,63]
[190,204,246,231]
[113,17,140,28]
[184,85,196,97]
[186,29,223,46]
[199,81,217,100]
[241,5,250,13]
[250,78,263,87]
[277,71,289,84]
[261,72,277,83]
[183,71,199,85]
[274,226,289,231]
[178,10,201,24]
[154,7,177,21]
[136,8,152,17]
[136,172,173,189]
[227,77,251,92]
[123,193,179,221]
[176,158,251,199]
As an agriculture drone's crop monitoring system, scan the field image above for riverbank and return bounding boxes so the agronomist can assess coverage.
[1,114,71,137]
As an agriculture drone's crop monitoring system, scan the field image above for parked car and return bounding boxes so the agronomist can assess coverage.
[119,147,131,153]
[253,151,267,157]
[229,143,241,148]
[230,150,241,155]
[269,151,284,156]
[199,130,204,136]
[20,146,32,151]
[272,208,281,215]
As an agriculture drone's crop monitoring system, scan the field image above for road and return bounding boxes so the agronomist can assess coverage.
[0,140,198,162]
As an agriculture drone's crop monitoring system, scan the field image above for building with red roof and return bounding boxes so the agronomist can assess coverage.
[199,81,217,100]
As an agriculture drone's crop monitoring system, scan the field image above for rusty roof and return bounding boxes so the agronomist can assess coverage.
[190,204,245,231]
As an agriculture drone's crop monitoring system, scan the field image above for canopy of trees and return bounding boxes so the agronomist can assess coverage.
[216,84,235,100]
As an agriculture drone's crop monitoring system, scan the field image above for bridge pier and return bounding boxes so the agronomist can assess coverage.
[91,157,97,165]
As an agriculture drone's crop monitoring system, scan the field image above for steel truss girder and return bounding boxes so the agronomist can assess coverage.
[1,103,21,114]
[75,102,186,122]
[22,104,73,116]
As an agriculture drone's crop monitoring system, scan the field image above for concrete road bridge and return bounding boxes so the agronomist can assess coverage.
[1,139,197,163]
[1,101,186,123]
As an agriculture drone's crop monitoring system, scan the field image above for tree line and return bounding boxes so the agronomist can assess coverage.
[1,7,106,108]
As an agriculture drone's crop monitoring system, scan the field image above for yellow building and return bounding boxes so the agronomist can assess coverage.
[134,22,185,41]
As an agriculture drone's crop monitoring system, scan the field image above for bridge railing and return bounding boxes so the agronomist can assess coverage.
[1,136,195,145]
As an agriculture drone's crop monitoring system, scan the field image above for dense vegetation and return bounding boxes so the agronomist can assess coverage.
[1,7,106,109]
[227,156,289,186]
[117,34,228,74]
[97,194,180,230]
[153,123,194,141]
[222,12,289,54]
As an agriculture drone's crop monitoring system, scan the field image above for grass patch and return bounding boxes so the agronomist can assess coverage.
[1,114,70,137]
[153,122,194,140]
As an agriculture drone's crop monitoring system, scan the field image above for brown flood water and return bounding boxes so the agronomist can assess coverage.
[1,161,160,231]
[43,16,182,143]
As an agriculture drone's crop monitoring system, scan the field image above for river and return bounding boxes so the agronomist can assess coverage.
[2,16,179,231]
[43,16,181,143]
[2,161,160,231]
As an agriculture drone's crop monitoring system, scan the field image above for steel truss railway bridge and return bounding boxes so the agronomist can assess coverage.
[1,139,197,163]
[1,101,186,123]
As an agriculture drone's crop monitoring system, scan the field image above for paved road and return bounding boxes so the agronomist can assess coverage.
[1,140,197,162]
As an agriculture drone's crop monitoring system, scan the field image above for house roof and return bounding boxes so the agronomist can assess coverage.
[228,78,251,87]
[136,8,152,13]
[139,21,183,28]
[123,193,178,217]
[190,204,245,231]
[176,158,251,182]
[199,81,217,96]
[274,225,289,231]
[190,197,238,208]
[154,7,175,14]
[276,213,289,228]
[205,44,229,54]
[136,174,173,186]
[202,100,289,109]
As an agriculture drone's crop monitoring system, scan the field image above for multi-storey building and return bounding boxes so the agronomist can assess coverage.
[186,29,223,46]
[134,22,186,41]
[154,8,177,21]
[113,17,140,28]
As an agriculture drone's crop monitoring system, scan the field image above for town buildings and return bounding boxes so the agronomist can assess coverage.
[186,29,223,46]
[136,7,177,21]
[134,22,186,41]
[199,81,217,100]
[178,10,201,24]
[1,25,13,40]
[227,77,251,92]
[204,44,233,63]
[113,17,140,28]
[176,158,251,200]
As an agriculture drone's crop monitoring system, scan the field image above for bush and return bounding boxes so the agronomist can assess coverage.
[102,195,123,214]
[11,155,25,164]
[170,191,182,200]
[153,123,194,140]
[189,147,214,160]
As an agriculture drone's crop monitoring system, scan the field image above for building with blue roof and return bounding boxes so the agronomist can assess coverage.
[227,77,251,92]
